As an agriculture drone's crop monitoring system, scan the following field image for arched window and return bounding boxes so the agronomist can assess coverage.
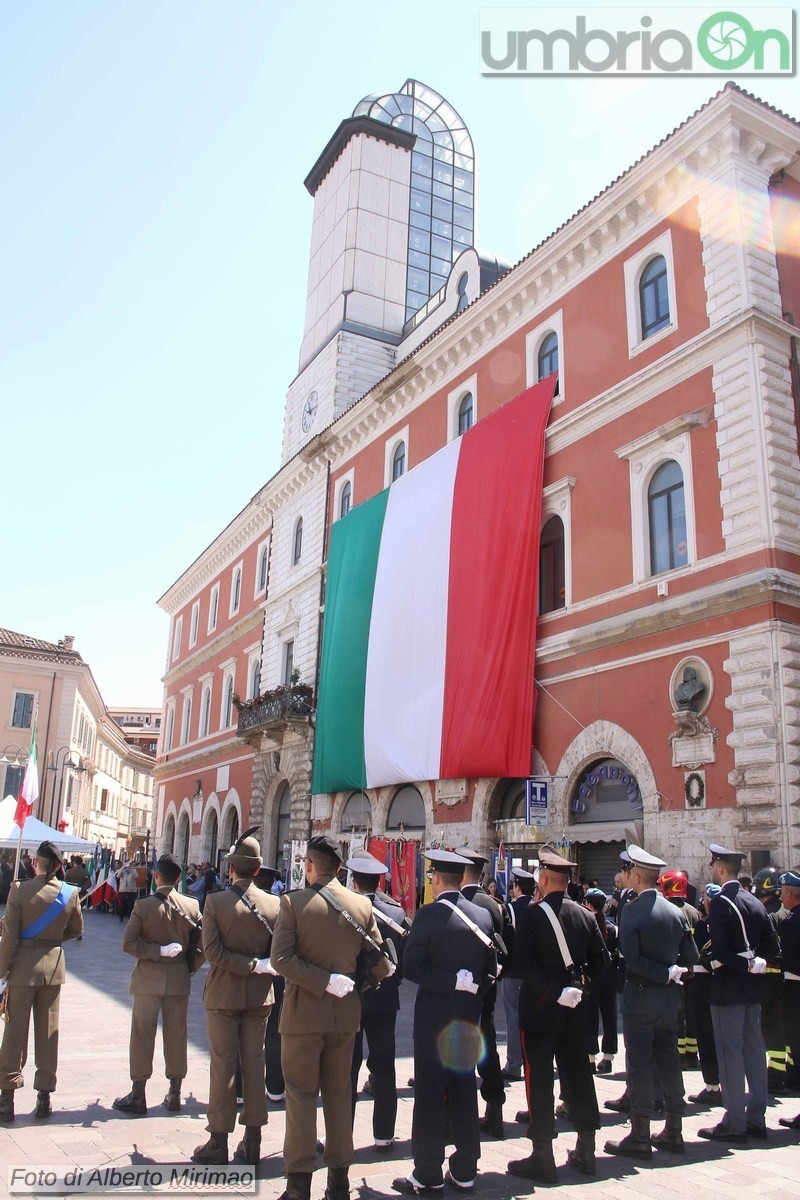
[639,255,670,338]
[292,518,303,565]
[539,515,566,614]
[570,758,642,823]
[457,392,474,435]
[339,481,352,519]
[387,785,425,830]
[205,810,219,866]
[648,460,687,575]
[342,791,371,832]
[223,675,234,728]
[165,705,175,751]
[538,331,559,381]
[392,441,406,481]
[498,779,526,820]
[163,814,175,854]
[231,566,242,614]
[258,545,269,593]
[224,809,239,851]
[275,783,292,878]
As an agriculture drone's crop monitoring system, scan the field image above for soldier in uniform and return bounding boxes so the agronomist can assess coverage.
[392,849,496,1197]
[0,840,83,1120]
[455,847,506,1139]
[271,834,389,1200]
[752,867,788,1091]
[699,843,779,1143]
[347,848,410,1151]
[501,867,536,1091]
[778,868,800,1129]
[605,846,698,1161]
[192,829,281,1168]
[507,845,609,1183]
[113,852,203,1116]
[64,856,90,896]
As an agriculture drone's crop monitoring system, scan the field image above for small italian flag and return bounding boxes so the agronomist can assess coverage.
[14,716,39,829]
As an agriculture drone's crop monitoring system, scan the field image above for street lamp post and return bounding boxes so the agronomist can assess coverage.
[45,747,86,829]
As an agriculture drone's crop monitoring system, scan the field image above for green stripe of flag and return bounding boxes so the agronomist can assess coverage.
[312,487,390,794]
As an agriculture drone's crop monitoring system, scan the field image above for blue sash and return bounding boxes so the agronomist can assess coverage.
[19,882,77,939]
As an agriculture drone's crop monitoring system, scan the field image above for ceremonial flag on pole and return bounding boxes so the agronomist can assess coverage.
[88,864,109,907]
[312,377,555,794]
[104,866,119,909]
[14,717,38,829]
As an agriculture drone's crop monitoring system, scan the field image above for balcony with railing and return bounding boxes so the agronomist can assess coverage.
[236,685,315,745]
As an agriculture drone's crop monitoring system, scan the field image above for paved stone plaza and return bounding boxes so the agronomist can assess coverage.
[0,908,798,1199]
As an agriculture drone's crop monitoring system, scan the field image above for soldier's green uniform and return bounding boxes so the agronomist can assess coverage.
[0,841,83,1120]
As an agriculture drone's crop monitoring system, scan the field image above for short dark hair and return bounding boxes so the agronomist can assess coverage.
[307,848,339,874]
[232,864,259,880]
[352,871,382,892]
[158,861,181,886]
[434,869,464,888]
[515,878,536,897]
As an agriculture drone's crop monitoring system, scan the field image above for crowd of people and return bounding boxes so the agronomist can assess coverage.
[0,831,797,1200]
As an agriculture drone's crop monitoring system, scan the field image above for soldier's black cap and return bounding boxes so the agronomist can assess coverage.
[345,849,389,875]
[307,834,343,864]
[537,844,577,872]
[156,852,179,872]
[37,841,63,865]
[709,843,745,865]
[255,865,281,888]
[454,846,489,867]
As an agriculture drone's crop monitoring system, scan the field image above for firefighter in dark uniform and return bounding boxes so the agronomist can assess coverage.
[508,844,610,1183]
[347,849,410,1151]
[687,882,722,1106]
[659,870,699,1066]
[0,841,83,1121]
[455,846,506,1140]
[605,845,698,1161]
[778,868,800,1129]
[392,850,497,1197]
[753,866,788,1091]
[698,843,779,1144]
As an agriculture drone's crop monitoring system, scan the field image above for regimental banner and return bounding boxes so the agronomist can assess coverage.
[312,377,555,795]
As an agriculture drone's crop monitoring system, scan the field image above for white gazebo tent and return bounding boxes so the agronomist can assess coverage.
[0,795,96,854]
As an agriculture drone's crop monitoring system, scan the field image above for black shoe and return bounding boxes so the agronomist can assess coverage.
[191,1133,229,1164]
[698,1124,747,1144]
[746,1123,768,1140]
[778,1114,800,1130]
[444,1170,473,1193]
[163,1078,181,1112]
[501,1069,521,1081]
[34,1091,52,1119]
[507,1152,557,1183]
[0,1090,14,1123]
[515,1109,530,1123]
[277,1174,313,1200]
[233,1127,262,1164]
[113,1082,147,1115]
[391,1177,443,1197]
[566,1132,596,1175]
[689,1087,722,1105]
[605,1117,652,1161]
[324,1165,349,1200]
[596,1059,613,1075]
[362,1074,374,1096]
[604,1093,631,1113]
[479,1101,504,1139]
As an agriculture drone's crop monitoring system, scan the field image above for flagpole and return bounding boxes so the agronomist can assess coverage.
[12,702,39,884]
[12,815,24,885]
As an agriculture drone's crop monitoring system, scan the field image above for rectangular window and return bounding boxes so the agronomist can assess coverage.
[200,686,212,737]
[208,584,220,633]
[100,788,109,813]
[4,764,24,797]
[283,639,295,687]
[189,601,200,648]
[11,692,34,729]
[172,617,183,662]
[230,564,242,616]
[181,696,192,746]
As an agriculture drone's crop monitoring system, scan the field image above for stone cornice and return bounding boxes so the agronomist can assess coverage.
[536,566,800,665]
[158,506,273,615]
[152,732,245,778]
[161,609,264,688]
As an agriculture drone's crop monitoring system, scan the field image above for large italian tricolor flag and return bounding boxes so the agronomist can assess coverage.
[312,376,555,794]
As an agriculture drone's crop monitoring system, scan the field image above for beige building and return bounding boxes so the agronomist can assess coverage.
[0,629,154,855]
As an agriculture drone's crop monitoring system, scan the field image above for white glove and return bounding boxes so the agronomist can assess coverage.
[384,961,397,977]
[749,957,767,975]
[455,969,479,993]
[668,965,688,985]
[325,973,355,998]
[557,986,583,1008]
[0,977,8,996]
[252,957,277,975]
[160,942,183,958]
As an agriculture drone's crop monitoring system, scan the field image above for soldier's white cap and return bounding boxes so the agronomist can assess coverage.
[620,850,634,867]
[709,843,745,864]
[627,844,667,871]
[425,849,472,871]
[512,867,536,880]
[345,849,389,875]
[454,846,489,866]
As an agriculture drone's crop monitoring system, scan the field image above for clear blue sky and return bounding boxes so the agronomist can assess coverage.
[1,1,796,706]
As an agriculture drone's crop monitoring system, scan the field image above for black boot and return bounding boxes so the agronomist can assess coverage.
[34,1091,52,1119]
[233,1126,262,1164]
[191,1132,229,1165]
[479,1100,504,1139]
[605,1115,652,1160]
[651,1110,684,1153]
[113,1080,147,1115]
[604,1089,631,1113]
[163,1078,182,1112]
[567,1131,596,1175]
[0,1090,14,1122]
[507,1142,557,1183]
[324,1166,350,1200]
[278,1174,313,1200]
